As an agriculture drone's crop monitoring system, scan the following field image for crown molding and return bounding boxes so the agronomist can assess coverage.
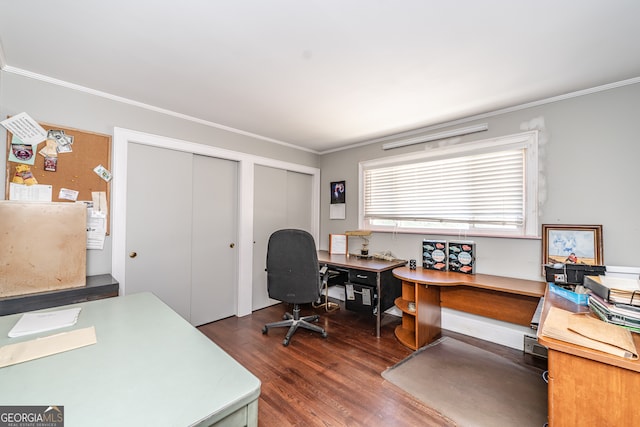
[320,76,640,154]
[2,58,638,156]
[1,65,320,154]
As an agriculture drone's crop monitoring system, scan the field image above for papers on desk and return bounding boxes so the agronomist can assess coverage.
[0,326,97,368]
[8,307,82,337]
[540,306,638,359]
[585,275,640,306]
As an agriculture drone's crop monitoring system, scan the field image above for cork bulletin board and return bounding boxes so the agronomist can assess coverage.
[4,121,112,233]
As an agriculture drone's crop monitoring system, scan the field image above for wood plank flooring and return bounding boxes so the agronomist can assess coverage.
[197,302,546,427]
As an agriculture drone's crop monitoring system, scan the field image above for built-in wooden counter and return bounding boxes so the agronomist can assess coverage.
[392,267,546,350]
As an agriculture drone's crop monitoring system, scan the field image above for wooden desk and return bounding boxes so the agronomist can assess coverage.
[392,267,546,350]
[538,290,640,426]
[0,274,119,316]
[317,251,406,337]
[0,293,261,426]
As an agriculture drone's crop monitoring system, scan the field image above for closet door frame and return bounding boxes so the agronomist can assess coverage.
[111,127,319,317]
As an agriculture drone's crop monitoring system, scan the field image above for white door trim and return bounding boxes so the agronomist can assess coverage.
[112,127,320,317]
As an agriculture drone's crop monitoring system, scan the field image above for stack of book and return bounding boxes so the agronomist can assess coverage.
[585,275,640,333]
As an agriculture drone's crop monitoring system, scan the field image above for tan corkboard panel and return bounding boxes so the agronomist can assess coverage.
[0,201,87,297]
[5,121,111,233]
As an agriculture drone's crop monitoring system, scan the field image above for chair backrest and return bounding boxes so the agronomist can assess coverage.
[266,229,321,304]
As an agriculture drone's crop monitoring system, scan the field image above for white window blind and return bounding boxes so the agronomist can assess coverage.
[360,131,539,237]
[364,149,524,226]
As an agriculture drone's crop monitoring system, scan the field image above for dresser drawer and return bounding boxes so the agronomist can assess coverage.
[348,269,376,287]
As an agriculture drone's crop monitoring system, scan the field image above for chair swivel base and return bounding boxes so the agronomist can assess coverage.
[262,304,327,346]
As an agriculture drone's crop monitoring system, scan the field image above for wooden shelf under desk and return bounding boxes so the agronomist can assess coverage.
[392,267,545,350]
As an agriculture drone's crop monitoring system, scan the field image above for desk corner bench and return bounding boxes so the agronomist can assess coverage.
[392,267,546,350]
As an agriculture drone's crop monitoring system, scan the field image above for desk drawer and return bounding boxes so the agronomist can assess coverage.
[348,269,376,287]
[345,282,378,314]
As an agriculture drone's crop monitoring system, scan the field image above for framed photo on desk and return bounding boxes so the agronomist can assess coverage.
[329,234,348,255]
[542,224,603,265]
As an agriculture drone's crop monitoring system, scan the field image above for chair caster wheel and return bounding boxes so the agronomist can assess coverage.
[262,326,268,334]
[283,339,290,346]
[322,332,328,338]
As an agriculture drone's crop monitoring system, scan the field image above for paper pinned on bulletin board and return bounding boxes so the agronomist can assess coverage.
[8,135,37,165]
[85,191,108,250]
[9,183,53,202]
[1,112,48,145]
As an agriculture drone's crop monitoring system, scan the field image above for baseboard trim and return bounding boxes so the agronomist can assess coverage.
[441,308,532,350]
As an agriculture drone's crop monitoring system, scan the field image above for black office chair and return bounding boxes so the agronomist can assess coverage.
[261,229,329,346]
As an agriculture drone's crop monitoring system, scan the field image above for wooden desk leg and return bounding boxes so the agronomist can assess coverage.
[417,284,441,348]
[376,272,381,338]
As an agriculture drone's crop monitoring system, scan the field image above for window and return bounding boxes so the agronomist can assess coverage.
[359,131,539,238]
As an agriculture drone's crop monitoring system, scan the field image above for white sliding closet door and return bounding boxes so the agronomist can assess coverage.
[252,165,313,311]
[125,143,193,320]
[125,143,238,325]
[190,154,238,325]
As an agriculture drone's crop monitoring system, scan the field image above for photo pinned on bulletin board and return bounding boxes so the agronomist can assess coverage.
[330,180,346,219]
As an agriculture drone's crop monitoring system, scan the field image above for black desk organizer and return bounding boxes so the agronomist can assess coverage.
[544,264,606,285]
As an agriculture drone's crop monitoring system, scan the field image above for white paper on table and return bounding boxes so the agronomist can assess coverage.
[9,183,53,201]
[0,327,97,368]
[8,308,82,338]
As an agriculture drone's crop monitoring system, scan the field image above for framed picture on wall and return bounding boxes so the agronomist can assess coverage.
[330,181,345,204]
[330,180,346,219]
[541,224,603,266]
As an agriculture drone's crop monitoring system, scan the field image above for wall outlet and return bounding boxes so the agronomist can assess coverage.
[524,335,548,359]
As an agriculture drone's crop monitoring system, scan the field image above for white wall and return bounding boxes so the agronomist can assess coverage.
[0,72,319,276]
[319,82,640,281]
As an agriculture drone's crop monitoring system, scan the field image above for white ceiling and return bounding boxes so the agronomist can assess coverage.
[1,0,639,153]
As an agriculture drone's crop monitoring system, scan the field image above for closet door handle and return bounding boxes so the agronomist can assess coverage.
[129,252,138,258]
[229,243,235,248]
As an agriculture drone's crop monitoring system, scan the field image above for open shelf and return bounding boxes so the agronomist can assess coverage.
[394,297,416,315]
[394,325,417,350]
[394,291,418,350]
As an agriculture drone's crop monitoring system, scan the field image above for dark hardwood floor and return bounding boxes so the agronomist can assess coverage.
[198,301,546,427]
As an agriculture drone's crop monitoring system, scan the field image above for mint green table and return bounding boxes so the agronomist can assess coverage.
[0,292,260,426]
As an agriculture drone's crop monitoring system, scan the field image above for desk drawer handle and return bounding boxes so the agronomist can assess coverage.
[356,274,368,280]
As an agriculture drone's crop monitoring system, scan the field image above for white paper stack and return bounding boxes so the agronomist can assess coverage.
[8,308,82,338]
